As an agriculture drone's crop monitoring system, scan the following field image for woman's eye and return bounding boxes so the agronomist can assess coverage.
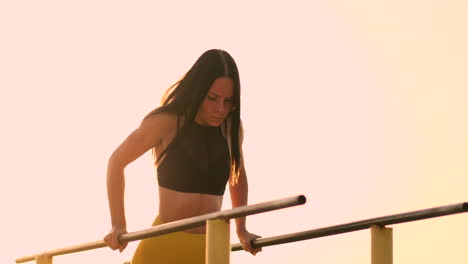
[207,96,216,101]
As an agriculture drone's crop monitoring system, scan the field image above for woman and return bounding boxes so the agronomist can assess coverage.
[104,49,261,263]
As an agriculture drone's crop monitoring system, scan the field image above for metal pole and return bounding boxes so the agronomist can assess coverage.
[36,255,52,264]
[232,202,468,252]
[206,219,230,264]
[371,225,392,264]
[16,195,305,263]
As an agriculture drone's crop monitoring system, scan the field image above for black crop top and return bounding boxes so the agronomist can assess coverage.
[157,121,231,195]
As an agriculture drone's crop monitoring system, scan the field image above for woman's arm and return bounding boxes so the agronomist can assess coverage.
[104,112,176,251]
[229,164,248,232]
[229,120,248,232]
[229,152,262,255]
[229,123,262,255]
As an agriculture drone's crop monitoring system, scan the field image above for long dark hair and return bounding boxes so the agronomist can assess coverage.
[145,49,242,184]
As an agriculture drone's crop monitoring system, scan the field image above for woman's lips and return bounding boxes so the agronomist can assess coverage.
[211,116,224,122]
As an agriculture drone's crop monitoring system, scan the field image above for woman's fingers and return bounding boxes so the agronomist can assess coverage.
[247,240,262,255]
[242,240,261,255]
[103,233,118,250]
[104,229,128,252]
[240,233,262,255]
[244,242,254,254]
[119,241,128,252]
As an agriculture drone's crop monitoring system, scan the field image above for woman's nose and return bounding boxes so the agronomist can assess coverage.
[215,100,225,113]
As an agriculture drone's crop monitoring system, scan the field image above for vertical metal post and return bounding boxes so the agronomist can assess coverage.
[206,219,230,264]
[36,254,52,264]
[371,225,393,264]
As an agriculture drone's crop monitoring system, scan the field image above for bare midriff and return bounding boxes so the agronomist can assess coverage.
[158,186,224,234]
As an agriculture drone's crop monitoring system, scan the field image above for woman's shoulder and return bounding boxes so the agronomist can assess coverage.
[141,109,180,133]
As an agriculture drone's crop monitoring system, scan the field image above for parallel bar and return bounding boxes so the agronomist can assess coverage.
[17,240,106,263]
[123,195,306,243]
[16,195,306,263]
[232,202,468,251]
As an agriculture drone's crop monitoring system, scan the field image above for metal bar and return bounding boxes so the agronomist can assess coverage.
[206,219,230,264]
[232,202,468,251]
[16,195,306,263]
[17,240,106,263]
[123,195,306,243]
[371,225,393,264]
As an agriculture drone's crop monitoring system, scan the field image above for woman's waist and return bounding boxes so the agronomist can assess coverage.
[158,209,220,234]
[158,186,223,233]
[151,215,207,237]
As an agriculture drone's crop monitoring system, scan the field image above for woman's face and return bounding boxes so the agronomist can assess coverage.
[195,76,235,127]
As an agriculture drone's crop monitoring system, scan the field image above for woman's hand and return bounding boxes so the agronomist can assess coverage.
[104,226,128,252]
[237,229,262,255]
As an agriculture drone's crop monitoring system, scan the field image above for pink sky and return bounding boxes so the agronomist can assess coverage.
[1,1,467,263]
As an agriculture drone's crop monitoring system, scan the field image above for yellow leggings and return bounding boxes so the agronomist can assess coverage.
[131,216,206,264]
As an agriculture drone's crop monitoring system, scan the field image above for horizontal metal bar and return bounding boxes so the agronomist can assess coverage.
[231,202,468,251]
[15,240,106,263]
[122,195,306,244]
[16,195,306,263]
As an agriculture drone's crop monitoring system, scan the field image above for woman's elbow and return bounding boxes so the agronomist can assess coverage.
[107,152,127,172]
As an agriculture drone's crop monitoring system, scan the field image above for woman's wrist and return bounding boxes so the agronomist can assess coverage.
[236,226,248,235]
[111,222,127,229]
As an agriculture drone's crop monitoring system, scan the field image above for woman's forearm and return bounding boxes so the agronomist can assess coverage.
[230,167,248,233]
[107,160,127,228]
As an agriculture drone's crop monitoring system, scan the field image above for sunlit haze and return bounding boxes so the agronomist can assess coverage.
[1,1,467,263]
